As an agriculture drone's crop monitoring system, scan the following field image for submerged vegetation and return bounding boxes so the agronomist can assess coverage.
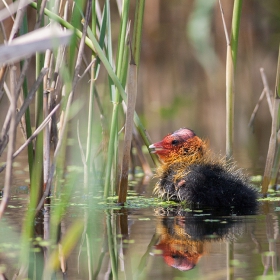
[0,0,279,279]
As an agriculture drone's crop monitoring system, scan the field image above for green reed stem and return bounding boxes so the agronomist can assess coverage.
[226,0,242,160]
[20,15,34,180]
[231,0,242,70]
[132,0,146,67]
[104,0,131,197]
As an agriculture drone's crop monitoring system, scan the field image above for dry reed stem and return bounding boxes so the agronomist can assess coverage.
[0,0,66,155]
[35,164,55,215]
[219,0,230,45]
[219,0,234,160]
[248,88,266,128]
[16,67,49,124]
[1,0,15,21]
[0,104,60,173]
[8,0,27,42]
[0,67,48,156]
[78,58,96,81]
[0,66,8,101]
[0,0,33,22]
[0,66,17,218]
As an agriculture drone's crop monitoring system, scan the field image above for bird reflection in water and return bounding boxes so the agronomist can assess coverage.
[152,206,256,271]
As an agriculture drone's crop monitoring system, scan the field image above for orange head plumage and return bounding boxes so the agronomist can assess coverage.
[149,128,206,164]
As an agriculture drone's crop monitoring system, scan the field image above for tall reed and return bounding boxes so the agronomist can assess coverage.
[222,0,242,160]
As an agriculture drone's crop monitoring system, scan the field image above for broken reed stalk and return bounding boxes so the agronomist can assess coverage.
[0,66,17,218]
[262,44,280,195]
[118,52,137,204]
[249,68,273,128]
[248,89,266,128]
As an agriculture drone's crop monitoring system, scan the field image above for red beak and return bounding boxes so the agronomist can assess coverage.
[149,142,165,154]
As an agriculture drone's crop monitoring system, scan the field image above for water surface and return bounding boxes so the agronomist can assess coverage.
[0,186,279,280]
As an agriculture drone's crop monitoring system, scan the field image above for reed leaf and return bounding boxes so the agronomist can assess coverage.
[43,219,84,278]
[0,26,73,66]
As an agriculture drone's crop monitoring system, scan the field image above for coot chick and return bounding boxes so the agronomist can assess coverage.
[149,128,259,211]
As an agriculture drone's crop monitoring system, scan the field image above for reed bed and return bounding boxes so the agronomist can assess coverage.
[0,0,152,277]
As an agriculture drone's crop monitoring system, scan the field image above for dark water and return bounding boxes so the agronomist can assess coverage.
[0,183,279,280]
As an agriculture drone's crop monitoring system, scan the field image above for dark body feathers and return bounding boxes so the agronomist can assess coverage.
[150,128,259,212]
[157,162,258,212]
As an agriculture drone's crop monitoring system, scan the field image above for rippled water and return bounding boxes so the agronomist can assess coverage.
[0,183,279,280]
[0,151,278,279]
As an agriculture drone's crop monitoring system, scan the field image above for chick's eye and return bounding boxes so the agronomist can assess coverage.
[171,139,179,146]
